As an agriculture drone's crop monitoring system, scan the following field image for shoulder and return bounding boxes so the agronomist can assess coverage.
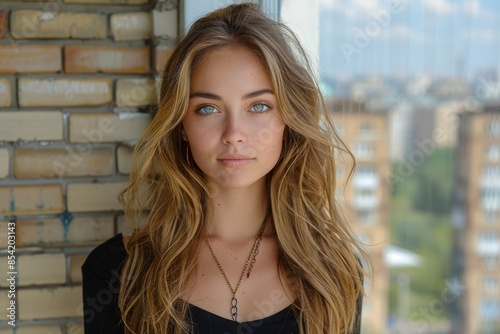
[82,233,128,282]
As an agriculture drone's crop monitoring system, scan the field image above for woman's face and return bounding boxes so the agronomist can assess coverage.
[182,45,286,191]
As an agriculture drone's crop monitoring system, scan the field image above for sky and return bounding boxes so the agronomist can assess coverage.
[319,0,500,80]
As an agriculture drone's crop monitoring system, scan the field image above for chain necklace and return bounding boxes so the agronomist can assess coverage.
[204,217,268,322]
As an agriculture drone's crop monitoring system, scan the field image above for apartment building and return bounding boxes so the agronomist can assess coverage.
[329,99,390,334]
[452,105,500,333]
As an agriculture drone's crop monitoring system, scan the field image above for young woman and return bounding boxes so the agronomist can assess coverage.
[82,3,366,333]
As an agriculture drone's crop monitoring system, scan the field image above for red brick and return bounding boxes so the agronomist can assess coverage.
[65,45,150,74]
[0,11,7,39]
[0,45,61,74]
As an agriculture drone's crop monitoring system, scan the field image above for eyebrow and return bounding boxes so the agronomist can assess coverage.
[189,89,274,100]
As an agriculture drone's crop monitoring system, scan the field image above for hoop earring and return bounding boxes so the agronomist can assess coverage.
[186,145,192,167]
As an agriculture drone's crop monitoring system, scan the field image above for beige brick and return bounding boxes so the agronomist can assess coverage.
[111,12,152,41]
[154,45,174,73]
[67,323,84,334]
[14,148,114,179]
[152,9,177,39]
[117,145,133,174]
[69,113,151,143]
[0,185,63,215]
[116,214,133,236]
[0,290,8,313]
[19,78,112,107]
[1,326,63,334]
[0,78,11,107]
[0,45,61,73]
[17,253,66,286]
[65,45,150,74]
[0,216,114,248]
[0,10,7,39]
[0,111,63,141]
[64,0,148,4]
[69,254,87,283]
[67,182,127,212]
[116,78,156,107]
[117,214,146,235]
[0,148,8,178]
[18,286,82,320]
[11,11,106,39]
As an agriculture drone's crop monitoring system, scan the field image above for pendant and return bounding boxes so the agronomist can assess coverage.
[231,296,238,321]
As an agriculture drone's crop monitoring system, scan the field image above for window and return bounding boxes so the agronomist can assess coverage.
[357,210,377,225]
[353,188,379,209]
[335,123,345,135]
[480,299,500,319]
[482,189,500,211]
[484,210,499,224]
[483,256,500,268]
[477,232,500,256]
[353,166,379,189]
[354,142,374,159]
[486,145,500,161]
[483,276,499,292]
[360,122,373,135]
[488,121,500,137]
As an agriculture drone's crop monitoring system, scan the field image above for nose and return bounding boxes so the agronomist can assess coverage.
[221,113,246,145]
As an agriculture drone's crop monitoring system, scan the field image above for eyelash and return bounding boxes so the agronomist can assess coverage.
[250,103,271,113]
[196,105,217,115]
[195,103,271,115]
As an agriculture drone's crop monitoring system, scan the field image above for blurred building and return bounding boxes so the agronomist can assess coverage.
[329,99,390,334]
[452,104,500,334]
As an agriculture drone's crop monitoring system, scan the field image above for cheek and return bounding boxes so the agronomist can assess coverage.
[251,117,285,149]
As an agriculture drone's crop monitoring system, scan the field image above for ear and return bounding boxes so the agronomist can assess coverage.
[181,127,188,141]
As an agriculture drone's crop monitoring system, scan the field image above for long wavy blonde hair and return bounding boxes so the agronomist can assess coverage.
[118,3,366,333]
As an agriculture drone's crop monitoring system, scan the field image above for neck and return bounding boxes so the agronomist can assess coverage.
[205,181,269,242]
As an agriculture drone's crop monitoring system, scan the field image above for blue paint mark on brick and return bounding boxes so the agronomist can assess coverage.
[56,210,74,244]
[35,188,45,210]
[9,188,15,212]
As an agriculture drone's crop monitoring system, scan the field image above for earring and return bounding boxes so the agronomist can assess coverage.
[186,145,192,167]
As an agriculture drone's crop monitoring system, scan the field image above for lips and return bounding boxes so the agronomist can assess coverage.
[217,153,254,167]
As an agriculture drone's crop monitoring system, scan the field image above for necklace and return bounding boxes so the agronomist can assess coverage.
[204,217,268,322]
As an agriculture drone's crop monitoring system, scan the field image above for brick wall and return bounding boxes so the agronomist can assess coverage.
[0,1,177,333]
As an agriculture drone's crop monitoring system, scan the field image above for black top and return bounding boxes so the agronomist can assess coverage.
[81,233,362,333]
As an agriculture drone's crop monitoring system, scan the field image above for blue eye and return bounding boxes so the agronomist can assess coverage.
[197,105,217,115]
[250,103,270,113]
